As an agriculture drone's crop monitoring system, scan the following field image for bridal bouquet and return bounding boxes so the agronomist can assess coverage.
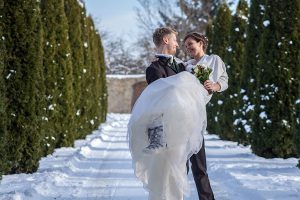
[192,64,212,84]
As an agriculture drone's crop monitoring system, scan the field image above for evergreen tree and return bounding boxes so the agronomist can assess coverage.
[251,0,298,158]
[96,33,108,122]
[55,0,75,147]
[41,0,75,151]
[79,7,107,136]
[294,100,300,167]
[236,0,266,145]
[64,0,85,139]
[80,8,93,136]
[41,0,58,153]
[222,0,249,142]
[0,0,8,176]
[289,0,300,164]
[207,3,231,136]
[86,16,101,130]
[211,3,232,58]
[2,0,44,173]
[85,16,108,130]
[205,20,213,54]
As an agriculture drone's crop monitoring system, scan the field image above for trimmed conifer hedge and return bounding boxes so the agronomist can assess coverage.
[250,0,298,158]
[0,0,107,175]
[2,0,45,173]
[237,0,266,145]
[0,0,7,177]
[223,0,249,144]
[208,0,299,163]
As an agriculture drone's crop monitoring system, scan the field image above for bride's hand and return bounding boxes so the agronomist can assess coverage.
[204,80,221,93]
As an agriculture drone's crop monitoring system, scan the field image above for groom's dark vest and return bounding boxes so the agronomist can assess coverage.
[146,57,186,84]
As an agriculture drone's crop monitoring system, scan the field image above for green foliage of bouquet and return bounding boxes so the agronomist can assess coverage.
[192,64,212,84]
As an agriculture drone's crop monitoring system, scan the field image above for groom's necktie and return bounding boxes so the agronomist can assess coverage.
[157,56,179,73]
[168,57,180,73]
[167,57,179,73]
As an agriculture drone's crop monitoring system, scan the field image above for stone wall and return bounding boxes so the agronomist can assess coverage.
[106,74,147,113]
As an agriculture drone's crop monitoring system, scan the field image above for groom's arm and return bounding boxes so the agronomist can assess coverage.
[146,66,163,84]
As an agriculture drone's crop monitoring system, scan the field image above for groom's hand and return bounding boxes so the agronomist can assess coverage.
[204,80,221,93]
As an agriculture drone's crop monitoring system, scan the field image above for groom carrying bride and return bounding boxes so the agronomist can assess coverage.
[128,27,228,200]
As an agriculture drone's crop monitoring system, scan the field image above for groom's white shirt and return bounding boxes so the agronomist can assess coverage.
[185,54,229,92]
[155,54,184,64]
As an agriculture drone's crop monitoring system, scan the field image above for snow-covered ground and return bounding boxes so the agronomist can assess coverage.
[0,113,299,200]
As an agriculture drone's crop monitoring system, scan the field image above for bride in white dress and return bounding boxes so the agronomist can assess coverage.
[128,30,228,200]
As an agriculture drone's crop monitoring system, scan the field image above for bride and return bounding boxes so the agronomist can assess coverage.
[128,28,228,200]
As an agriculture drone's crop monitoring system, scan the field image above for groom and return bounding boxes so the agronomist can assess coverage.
[145,27,185,84]
[146,27,215,200]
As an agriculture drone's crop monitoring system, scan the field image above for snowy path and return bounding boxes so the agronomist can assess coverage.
[0,113,300,200]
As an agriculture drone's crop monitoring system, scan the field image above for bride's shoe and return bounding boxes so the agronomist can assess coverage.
[143,115,167,154]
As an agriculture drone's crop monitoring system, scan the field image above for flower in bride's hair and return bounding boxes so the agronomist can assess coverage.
[192,64,212,84]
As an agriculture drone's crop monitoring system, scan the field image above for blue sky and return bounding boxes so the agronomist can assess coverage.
[84,0,141,38]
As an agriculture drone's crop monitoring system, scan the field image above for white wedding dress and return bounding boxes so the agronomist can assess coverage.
[128,72,211,200]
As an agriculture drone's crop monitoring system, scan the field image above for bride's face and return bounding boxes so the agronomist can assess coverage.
[184,37,203,58]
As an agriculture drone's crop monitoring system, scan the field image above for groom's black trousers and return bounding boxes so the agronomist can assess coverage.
[187,139,215,200]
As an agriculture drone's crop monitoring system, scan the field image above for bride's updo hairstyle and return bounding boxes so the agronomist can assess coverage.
[183,32,208,52]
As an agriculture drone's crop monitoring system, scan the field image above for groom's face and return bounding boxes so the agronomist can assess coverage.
[164,33,178,55]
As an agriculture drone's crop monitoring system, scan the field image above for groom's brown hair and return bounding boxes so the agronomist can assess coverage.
[152,27,178,47]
